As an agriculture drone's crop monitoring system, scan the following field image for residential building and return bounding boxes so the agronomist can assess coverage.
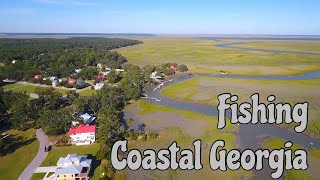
[94,83,104,90]
[79,113,96,124]
[170,65,178,72]
[50,154,92,180]
[34,74,42,80]
[96,63,103,69]
[115,68,124,72]
[68,78,77,85]
[95,74,106,80]
[75,69,82,73]
[68,125,96,145]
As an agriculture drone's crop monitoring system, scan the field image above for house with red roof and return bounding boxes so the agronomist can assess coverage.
[34,74,42,80]
[68,125,96,145]
[170,65,178,72]
[68,78,77,85]
[95,74,106,80]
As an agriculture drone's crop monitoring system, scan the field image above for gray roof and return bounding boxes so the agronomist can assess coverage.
[55,154,91,175]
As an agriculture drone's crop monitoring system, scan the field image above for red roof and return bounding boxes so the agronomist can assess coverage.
[170,65,178,72]
[95,74,106,80]
[68,125,96,135]
[68,78,77,84]
[34,75,42,79]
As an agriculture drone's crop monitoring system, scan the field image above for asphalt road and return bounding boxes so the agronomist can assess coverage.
[18,129,49,180]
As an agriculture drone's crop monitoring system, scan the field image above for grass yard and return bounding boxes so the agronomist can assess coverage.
[264,138,320,180]
[161,77,320,137]
[2,83,70,95]
[116,100,251,179]
[116,38,320,75]
[79,89,96,96]
[0,129,39,180]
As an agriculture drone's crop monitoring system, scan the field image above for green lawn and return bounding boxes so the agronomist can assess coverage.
[79,89,96,96]
[161,76,320,137]
[116,38,320,75]
[40,144,99,166]
[0,129,39,180]
[264,138,320,180]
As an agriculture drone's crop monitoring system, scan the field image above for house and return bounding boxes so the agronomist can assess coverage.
[68,78,77,85]
[170,65,178,72]
[49,154,92,180]
[76,79,87,87]
[79,113,96,124]
[34,74,42,80]
[75,69,82,73]
[11,60,17,64]
[95,74,106,80]
[94,83,104,90]
[101,71,110,76]
[68,125,96,145]
[150,71,164,80]
[50,76,59,82]
[105,67,111,71]
[97,63,103,69]
[115,68,124,72]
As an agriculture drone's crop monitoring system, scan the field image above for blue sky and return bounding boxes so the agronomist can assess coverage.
[1,0,319,34]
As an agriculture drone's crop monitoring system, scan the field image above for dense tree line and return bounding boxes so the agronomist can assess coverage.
[0,49,128,80]
[0,37,142,63]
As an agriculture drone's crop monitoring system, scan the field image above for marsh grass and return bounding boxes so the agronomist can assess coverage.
[264,138,320,180]
[162,77,320,137]
[116,38,320,75]
[117,100,251,179]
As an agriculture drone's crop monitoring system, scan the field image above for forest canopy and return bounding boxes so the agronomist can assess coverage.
[0,37,142,63]
[0,37,142,80]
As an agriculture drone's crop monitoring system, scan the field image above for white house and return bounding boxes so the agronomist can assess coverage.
[115,68,124,72]
[97,63,103,69]
[150,71,164,82]
[68,125,96,146]
[94,83,105,90]
[75,69,82,73]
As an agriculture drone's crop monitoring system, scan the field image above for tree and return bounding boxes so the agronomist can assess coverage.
[34,87,62,110]
[178,64,188,72]
[163,68,175,76]
[37,108,72,135]
[118,78,141,101]
[77,67,98,80]
[66,90,79,103]
[107,70,119,84]
[1,90,35,130]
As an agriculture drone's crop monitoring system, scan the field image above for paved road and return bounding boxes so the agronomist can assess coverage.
[18,129,49,180]
[16,81,90,93]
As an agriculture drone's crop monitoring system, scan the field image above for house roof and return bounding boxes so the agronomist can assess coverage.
[79,113,96,124]
[68,125,96,135]
[55,154,92,175]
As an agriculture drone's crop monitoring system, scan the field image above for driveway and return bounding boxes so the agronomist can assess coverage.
[18,129,49,180]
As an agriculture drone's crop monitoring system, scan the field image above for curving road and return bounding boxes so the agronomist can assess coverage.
[19,129,49,180]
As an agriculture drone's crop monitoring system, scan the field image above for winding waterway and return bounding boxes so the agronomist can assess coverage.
[143,73,320,179]
[141,39,320,179]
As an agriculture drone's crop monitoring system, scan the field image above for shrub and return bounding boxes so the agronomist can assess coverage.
[178,64,188,72]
